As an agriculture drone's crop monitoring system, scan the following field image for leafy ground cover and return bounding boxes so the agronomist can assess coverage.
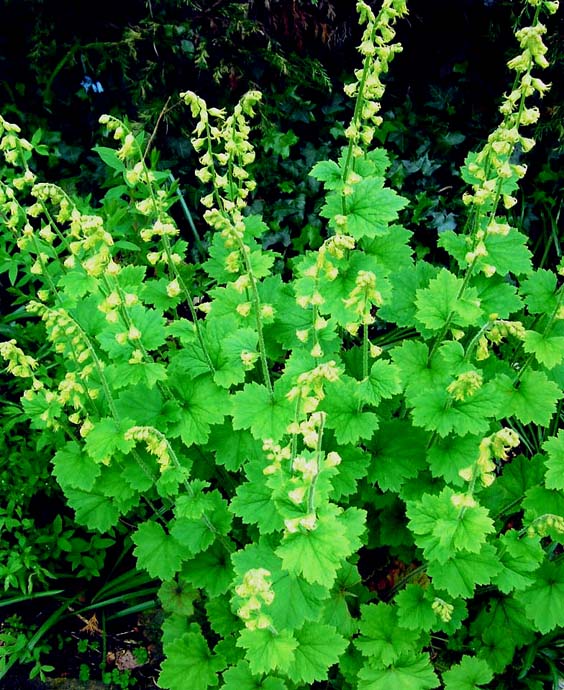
[1,0,563,688]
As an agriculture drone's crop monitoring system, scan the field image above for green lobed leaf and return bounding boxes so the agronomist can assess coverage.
[395,585,438,632]
[321,378,379,445]
[515,560,564,634]
[321,178,408,240]
[493,531,544,594]
[237,628,297,676]
[159,627,225,690]
[132,521,187,581]
[493,370,560,427]
[168,377,228,446]
[355,602,423,667]
[357,653,439,690]
[222,661,286,690]
[428,544,501,598]
[442,656,493,690]
[230,460,285,534]
[231,380,294,442]
[275,504,353,589]
[544,430,564,490]
[286,622,347,684]
[415,269,483,332]
[523,327,564,369]
[368,420,428,492]
[65,488,120,532]
[84,417,134,464]
[520,269,559,314]
[52,440,101,491]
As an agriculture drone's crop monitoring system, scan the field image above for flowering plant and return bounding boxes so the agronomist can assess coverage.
[1,0,563,687]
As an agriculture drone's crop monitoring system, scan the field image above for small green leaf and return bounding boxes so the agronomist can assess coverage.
[52,440,100,491]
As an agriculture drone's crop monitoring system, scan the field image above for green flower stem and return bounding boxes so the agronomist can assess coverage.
[362,322,369,380]
[237,238,273,396]
[307,413,325,515]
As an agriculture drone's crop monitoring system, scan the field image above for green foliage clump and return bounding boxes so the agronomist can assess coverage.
[1,0,563,688]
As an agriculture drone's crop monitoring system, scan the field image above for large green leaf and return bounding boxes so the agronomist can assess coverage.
[357,653,439,690]
[159,627,225,690]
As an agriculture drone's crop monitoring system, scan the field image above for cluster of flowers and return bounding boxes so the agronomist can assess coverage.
[235,568,275,631]
[343,0,408,155]
[461,0,558,274]
[124,426,172,472]
[459,427,521,488]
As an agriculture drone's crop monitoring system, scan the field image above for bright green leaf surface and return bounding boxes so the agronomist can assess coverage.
[442,655,493,690]
[159,629,224,690]
[357,653,439,690]
[287,623,347,684]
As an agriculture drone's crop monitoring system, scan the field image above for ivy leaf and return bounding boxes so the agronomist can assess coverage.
[159,628,225,690]
[231,381,294,442]
[275,505,352,588]
[286,623,347,684]
[322,378,379,445]
[415,269,483,331]
[357,653,439,690]
[442,656,493,690]
[321,178,408,240]
[222,661,286,690]
[132,521,187,581]
[428,545,501,598]
[237,628,297,676]
[516,560,564,634]
[544,431,564,490]
[355,602,422,666]
[493,370,560,427]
